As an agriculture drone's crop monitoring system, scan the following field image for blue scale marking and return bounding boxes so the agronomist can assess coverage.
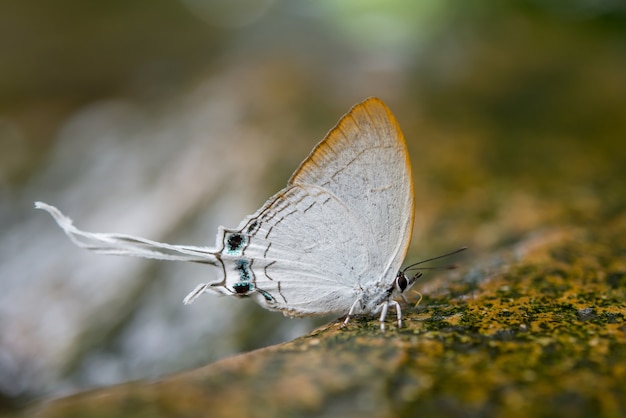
[232,259,253,294]
[225,233,247,256]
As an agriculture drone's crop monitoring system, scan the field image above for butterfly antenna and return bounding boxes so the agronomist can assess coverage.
[402,247,467,273]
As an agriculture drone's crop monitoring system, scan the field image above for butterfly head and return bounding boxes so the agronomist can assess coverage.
[394,270,422,296]
[394,247,468,297]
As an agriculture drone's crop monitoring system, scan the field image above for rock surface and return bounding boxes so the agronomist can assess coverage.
[22,219,626,417]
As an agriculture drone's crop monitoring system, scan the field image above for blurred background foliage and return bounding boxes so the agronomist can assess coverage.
[1,0,625,411]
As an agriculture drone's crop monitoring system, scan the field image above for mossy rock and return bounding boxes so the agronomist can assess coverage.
[21,216,626,418]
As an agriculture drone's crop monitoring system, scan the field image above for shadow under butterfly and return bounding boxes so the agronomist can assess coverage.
[36,98,464,331]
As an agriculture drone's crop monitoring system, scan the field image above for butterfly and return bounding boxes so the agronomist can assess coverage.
[37,98,428,330]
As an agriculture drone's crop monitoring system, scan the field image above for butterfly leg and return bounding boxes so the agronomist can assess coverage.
[183,283,209,305]
[341,297,362,328]
[379,301,389,331]
[377,300,403,331]
[391,300,402,328]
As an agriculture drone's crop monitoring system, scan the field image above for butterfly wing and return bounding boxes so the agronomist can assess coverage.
[290,98,415,287]
[209,184,369,316]
[204,98,414,316]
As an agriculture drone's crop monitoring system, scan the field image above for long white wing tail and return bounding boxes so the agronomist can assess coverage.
[35,202,218,265]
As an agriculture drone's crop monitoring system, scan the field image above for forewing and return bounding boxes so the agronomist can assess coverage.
[289,98,414,284]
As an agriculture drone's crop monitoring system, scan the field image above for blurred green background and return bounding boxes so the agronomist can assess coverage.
[1,0,625,411]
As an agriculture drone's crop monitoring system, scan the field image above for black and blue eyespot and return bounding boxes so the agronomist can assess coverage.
[233,282,253,294]
[225,233,247,255]
[232,259,253,295]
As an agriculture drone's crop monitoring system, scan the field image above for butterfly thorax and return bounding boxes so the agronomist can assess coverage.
[357,269,421,314]
[354,279,397,314]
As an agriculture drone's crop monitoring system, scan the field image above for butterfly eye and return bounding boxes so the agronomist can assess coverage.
[396,274,408,292]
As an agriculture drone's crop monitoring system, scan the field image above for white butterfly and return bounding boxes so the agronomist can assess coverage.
[36,98,421,330]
